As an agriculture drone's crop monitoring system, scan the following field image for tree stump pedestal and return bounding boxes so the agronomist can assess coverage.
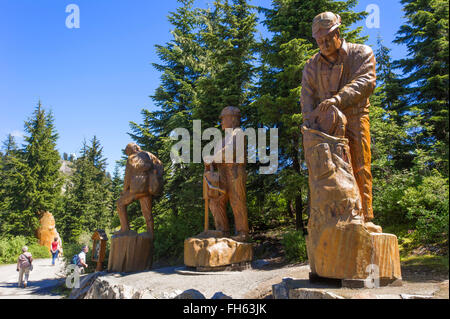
[107,230,153,273]
[184,231,253,270]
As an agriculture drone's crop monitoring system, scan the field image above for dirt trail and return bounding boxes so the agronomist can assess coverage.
[1,257,448,299]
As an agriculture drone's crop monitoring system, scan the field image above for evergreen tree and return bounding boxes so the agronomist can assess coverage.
[0,135,19,234]
[130,0,204,221]
[110,163,124,230]
[393,0,449,175]
[1,102,62,237]
[129,0,258,260]
[58,137,112,242]
[2,134,18,157]
[254,0,367,230]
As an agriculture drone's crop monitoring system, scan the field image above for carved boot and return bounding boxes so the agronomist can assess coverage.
[364,221,382,233]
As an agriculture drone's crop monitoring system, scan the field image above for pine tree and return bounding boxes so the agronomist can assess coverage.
[130,0,205,222]
[0,135,19,234]
[393,0,449,175]
[2,134,18,157]
[1,102,63,237]
[110,163,124,230]
[58,137,112,242]
[128,0,258,260]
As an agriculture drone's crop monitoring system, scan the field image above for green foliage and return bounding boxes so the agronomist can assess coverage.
[0,236,50,264]
[128,0,259,262]
[61,231,110,273]
[153,206,203,264]
[281,230,307,263]
[1,0,448,268]
[393,0,449,175]
[0,102,62,237]
[400,172,449,244]
[57,137,113,243]
[401,254,449,273]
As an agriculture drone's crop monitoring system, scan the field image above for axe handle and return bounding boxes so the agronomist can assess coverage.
[203,174,209,232]
[204,198,209,232]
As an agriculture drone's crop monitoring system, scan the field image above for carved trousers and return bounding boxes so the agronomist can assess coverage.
[209,165,249,235]
[345,113,373,221]
[117,192,154,235]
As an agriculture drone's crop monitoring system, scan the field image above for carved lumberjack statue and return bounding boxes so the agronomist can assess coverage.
[203,106,250,242]
[183,106,253,270]
[300,12,401,285]
[301,11,381,233]
[117,143,163,238]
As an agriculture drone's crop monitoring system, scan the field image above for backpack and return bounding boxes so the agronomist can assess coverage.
[147,152,164,197]
[71,254,80,266]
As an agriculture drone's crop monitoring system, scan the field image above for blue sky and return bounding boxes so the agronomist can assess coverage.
[0,0,408,173]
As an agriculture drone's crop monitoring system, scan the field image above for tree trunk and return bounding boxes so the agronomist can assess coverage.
[295,195,303,231]
[287,200,294,218]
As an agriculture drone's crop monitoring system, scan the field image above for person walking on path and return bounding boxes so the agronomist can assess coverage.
[17,246,33,288]
[77,245,89,273]
[50,237,60,266]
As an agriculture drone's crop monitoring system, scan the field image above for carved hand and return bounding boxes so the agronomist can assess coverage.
[318,97,338,112]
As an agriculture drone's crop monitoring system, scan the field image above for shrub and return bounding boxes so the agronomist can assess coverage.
[281,230,307,263]
[400,172,449,244]
[0,236,50,264]
[372,170,415,227]
[61,230,108,274]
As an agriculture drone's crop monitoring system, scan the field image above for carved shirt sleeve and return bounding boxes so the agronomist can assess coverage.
[335,45,376,110]
[300,60,318,124]
[123,160,131,191]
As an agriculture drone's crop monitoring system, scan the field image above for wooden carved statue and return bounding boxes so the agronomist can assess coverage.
[117,143,163,238]
[301,11,381,232]
[204,106,249,242]
[300,12,402,285]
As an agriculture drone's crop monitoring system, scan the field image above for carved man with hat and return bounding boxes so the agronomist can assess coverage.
[300,12,380,232]
[203,106,250,242]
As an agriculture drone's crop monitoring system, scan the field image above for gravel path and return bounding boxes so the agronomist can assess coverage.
[1,258,448,299]
[0,258,66,299]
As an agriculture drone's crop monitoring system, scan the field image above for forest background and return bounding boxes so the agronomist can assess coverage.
[0,0,448,270]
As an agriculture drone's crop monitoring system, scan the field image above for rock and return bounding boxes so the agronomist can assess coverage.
[86,281,142,299]
[350,292,376,299]
[69,272,106,299]
[272,282,289,299]
[36,212,63,254]
[174,289,206,299]
[74,275,146,299]
[400,294,433,299]
[289,288,344,299]
[251,259,270,269]
[211,292,232,299]
[108,230,153,273]
[184,236,253,268]
[142,290,184,299]
[351,293,401,299]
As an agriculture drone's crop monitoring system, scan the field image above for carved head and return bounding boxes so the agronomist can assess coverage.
[219,106,241,130]
[312,12,342,57]
[125,143,141,156]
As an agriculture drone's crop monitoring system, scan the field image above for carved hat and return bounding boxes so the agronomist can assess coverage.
[312,12,341,39]
[125,143,141,155]
[219,106,241,119]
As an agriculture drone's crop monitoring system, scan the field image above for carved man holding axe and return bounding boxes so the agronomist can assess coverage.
[203,106,250,242]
